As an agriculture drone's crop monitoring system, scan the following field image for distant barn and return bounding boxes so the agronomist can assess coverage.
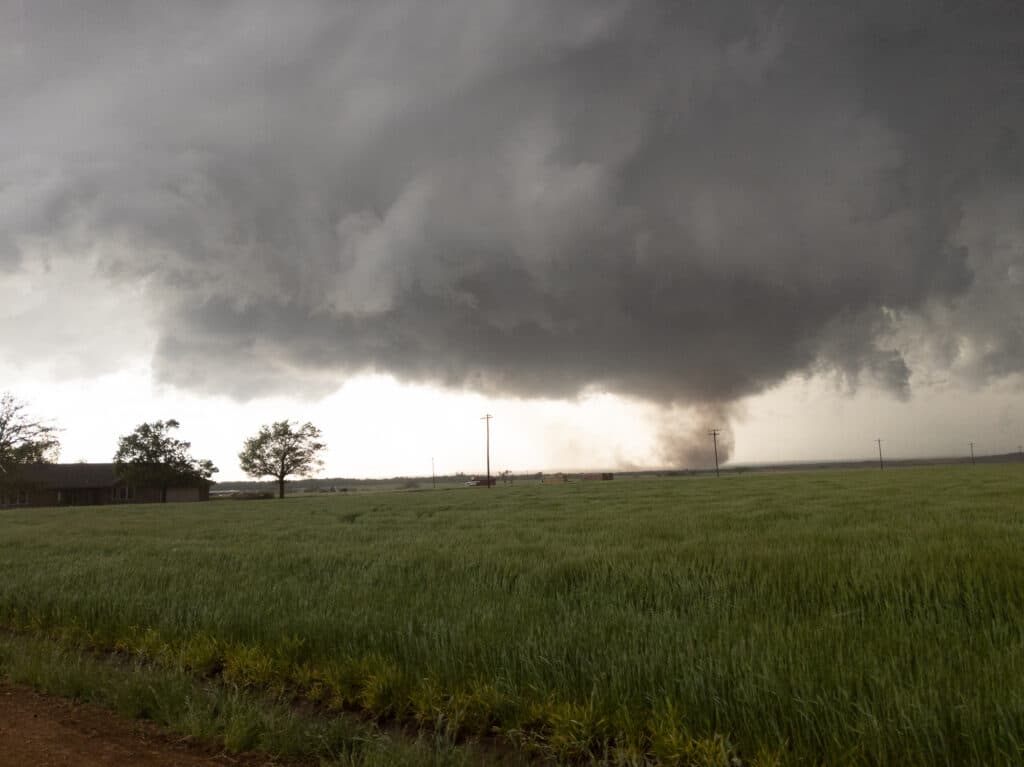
[581,472,614,481]
[0,463,211,507]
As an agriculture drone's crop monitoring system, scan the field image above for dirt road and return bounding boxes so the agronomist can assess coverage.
[0,683,279,767]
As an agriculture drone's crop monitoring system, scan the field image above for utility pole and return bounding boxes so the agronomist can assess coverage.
[875,438,884,471]
[708,429,721,478]
[481,414,493,488]
[969,441,976,466]
[431,457,435,489]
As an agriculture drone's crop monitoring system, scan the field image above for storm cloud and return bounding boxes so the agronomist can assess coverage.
[2,0,1023,432]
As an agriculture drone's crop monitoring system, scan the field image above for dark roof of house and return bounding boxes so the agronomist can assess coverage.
[4,462,214,489]
[6,463,120,488]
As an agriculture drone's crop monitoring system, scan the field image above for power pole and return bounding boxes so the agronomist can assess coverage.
[875,438,884,471]
[481,414,493,488]
[969,441,976,466]
[431,457,435,489]
[708,429,721,478]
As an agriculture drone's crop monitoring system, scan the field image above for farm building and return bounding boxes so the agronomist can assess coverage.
[0,463,211,508]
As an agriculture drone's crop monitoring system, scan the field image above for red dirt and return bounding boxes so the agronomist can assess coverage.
[0,683,284,767]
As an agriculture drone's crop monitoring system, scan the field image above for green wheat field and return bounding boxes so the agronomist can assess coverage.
[2,465,1024,765]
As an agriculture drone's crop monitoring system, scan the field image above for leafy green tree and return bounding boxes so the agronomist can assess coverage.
[238,421,326,499]
[0,392,61,476]
[114,419,217,502]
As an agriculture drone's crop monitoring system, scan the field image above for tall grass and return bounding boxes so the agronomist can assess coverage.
[2,465,1023,764]
[0,632,509,766]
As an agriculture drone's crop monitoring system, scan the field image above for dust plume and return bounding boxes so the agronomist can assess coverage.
[657,406,737,470]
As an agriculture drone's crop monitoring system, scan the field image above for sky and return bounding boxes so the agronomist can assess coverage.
[1,1,1023,481]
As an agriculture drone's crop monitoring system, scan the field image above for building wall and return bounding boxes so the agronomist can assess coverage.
[124,487,164,504]
[4,485,207,508]
[165,487,200,503]
[0,488,38,507]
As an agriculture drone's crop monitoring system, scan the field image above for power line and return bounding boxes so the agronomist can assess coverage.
[875,438,884,471]
[708,429,721,478]
[481,414,493,489]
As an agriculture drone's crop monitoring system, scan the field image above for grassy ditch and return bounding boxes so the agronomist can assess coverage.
[0,629,514,766]
[2,466,1024,764]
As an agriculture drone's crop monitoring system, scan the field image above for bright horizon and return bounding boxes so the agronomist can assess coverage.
[4,365,1021,482]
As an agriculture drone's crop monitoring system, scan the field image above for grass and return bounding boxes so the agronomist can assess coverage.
[2,465,1024,764]
[0,631,506,766]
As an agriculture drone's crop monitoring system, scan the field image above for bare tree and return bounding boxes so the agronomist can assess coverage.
[238,421,326,499]
[0,393,61,475]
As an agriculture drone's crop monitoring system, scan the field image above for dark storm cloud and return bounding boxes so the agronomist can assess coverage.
[3,1,1023,423]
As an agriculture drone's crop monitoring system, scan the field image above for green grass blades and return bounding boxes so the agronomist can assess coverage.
[0,632,505,766]
[2,465,1024,765]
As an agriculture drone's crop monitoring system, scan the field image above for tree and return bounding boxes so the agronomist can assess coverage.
[238,421,326,499]
[113,419,218,502]
[0,393,61,476]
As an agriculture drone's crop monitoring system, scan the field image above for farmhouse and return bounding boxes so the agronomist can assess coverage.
[0,463,210,508]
